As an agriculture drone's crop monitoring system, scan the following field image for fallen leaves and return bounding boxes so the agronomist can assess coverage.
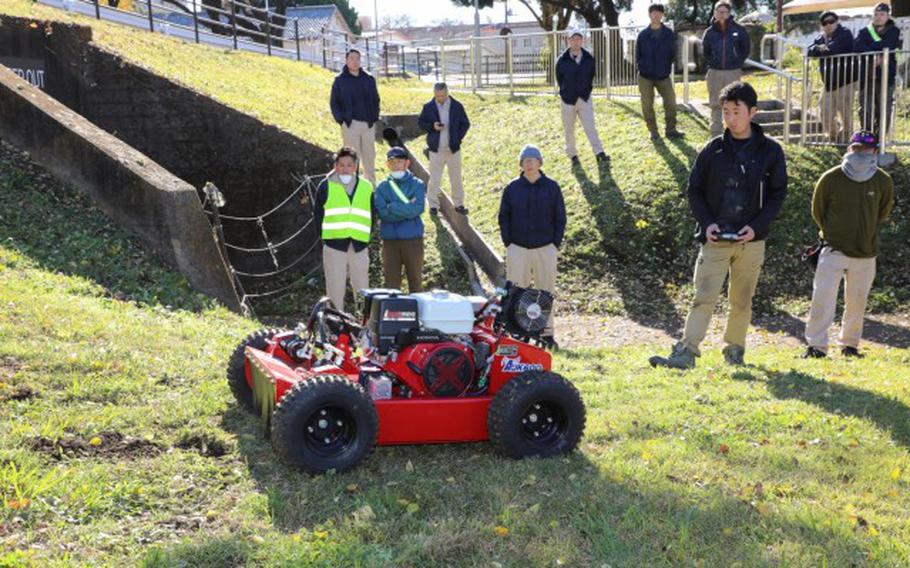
[890,467,901,481]
[718,444,730,455]
[493,525,510,537]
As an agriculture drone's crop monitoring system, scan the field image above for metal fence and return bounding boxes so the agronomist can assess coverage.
[800,49,909,150]
[433,25,649,97]
[42,0,411,75]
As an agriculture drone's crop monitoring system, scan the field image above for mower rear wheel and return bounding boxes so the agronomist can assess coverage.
[271,375,378,474]
[226,328,285,412]
[488,371,585,459]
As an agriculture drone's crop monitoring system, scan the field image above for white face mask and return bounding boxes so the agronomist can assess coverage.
[390,171,406,180]
[338,174,354,184]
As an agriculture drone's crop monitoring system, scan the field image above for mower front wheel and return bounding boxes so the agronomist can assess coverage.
[488,371,585,459]
[271,375,378,474]
[226,328,285,412]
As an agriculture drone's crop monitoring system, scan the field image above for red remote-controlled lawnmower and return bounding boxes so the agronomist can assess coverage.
[227,285,586,474]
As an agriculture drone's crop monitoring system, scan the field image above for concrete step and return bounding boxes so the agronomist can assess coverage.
[754,107,802,124]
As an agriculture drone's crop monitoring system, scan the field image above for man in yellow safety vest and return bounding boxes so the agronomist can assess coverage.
[313,147,374,312]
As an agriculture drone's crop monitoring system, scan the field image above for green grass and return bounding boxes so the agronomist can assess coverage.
[2,140,910,567]
[1,14,909,564]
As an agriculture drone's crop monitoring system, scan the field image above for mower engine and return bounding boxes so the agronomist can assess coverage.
[360,289,488,398]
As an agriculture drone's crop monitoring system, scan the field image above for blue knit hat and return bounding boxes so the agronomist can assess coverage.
[519,144,543,165]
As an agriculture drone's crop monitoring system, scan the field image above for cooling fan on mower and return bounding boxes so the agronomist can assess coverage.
[499,286,553,336]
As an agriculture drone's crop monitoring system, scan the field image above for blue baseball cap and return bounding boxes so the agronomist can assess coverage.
[386,146,409,159]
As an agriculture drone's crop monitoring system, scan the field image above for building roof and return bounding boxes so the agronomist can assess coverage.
[279,5,350,40]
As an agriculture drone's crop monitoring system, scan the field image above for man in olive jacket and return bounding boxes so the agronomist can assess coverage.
[803,130,894,359]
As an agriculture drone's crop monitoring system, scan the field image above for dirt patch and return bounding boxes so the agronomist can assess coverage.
[0,355,25,377]
[31,431,163,460]
[557,312,910,350]
[175,433,230,458]
[0,385,37,402]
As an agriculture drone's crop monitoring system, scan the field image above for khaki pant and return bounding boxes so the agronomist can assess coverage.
[682,240,766,354]
[427,148,464,209]
[804,248,876,351]
[506,244,558,335]
[560,98,604,158]
[638,76,678,134]
[341,120,376,185]
[322,243,369,313]
[706,68,743,136]
[382,238,424,292]
[819,83,856,144]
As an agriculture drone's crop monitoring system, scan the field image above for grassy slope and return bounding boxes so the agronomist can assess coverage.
[2,146,910,567]
[0,0,469,310]
[6,0,907,318]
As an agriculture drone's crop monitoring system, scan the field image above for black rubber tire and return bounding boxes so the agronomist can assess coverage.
[488,371,586,459]
[226,328,285,412]
[270,375,378,474]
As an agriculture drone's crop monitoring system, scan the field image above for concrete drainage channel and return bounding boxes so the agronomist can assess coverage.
[379,117,506,296]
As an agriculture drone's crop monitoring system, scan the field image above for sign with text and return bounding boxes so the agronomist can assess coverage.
[0,57,46,90]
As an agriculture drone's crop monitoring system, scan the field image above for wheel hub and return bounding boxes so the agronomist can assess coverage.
[520,401,566,443]
[304,405,356,457]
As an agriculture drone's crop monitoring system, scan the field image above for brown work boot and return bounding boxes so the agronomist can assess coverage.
[648,341,697,369]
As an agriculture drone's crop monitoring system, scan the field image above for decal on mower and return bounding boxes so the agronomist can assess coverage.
[496,345,518,356]
[383,309,417,321]
[500,357,544,374]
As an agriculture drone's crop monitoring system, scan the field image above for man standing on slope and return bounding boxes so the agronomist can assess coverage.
[330,49,380,185]
[556,28,609,166]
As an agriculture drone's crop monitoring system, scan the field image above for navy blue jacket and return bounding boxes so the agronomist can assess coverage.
[375,172,426,241]
[807,24,857,91]
[854,20,902,84]
[417,96,471,153]
[687,123,788,244]
[555,47,596,105]
[702,18,750,70]
[498,172,567,249]
[329,66,380,127]
[636,24,677,81]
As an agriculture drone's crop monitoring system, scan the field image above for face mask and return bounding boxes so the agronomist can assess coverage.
[390,171,406,180]
[841,152,878,182]
[338,174,354,184]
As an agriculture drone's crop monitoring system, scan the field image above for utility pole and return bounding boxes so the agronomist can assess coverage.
[505,0,509,25]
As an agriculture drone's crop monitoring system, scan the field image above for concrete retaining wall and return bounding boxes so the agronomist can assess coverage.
[0,64,241,309]
[0,15,332,278]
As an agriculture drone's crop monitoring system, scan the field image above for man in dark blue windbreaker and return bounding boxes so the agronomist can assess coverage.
[807,11,857,144]
[555,28,608,166]
[854,2,903,137]
[701,1,750,136]
[330,49,380,184]
[636,4,685,141]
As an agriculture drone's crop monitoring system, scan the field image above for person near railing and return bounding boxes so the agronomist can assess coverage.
[375,147,426,293]
[807,11,858,145]
[636,3,685,141]
[649,82,787,369]
[498,145,565,350]
[555,28,609,166]
[701,1,750,137]
[854,2,903,139]
[803,130,894,359]
[418,82,471,217]
[330,49,380,185]
[314,147,374,312]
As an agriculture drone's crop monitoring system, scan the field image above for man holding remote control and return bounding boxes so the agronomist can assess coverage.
[650,82,788,369]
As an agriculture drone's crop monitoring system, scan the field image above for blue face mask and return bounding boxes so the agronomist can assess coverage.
[390,171,406,180]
